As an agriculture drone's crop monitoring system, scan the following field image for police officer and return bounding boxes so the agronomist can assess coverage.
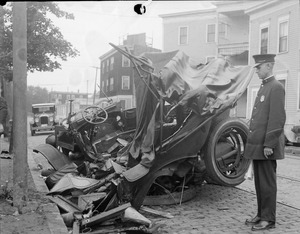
[244,54,286,231]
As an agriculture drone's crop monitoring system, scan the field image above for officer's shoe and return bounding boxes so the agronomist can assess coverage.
[251,221,275,231]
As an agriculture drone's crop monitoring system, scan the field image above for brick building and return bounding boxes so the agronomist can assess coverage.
[98,33,161,109]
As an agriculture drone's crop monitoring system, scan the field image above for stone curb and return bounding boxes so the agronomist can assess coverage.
[28,149,68,234]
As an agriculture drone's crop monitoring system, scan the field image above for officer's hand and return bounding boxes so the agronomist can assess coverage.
[264,147,273,159]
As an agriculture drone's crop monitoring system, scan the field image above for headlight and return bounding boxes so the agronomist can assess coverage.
[34,117,39,123]
[49,117,53,122]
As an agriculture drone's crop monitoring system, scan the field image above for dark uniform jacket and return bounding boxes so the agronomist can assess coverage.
[244,76,286,160]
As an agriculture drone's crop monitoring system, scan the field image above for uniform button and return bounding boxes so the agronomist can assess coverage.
[249,130,252,133]
[254,107,256,109]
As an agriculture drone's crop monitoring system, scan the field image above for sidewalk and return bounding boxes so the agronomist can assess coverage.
[0,139,68,234]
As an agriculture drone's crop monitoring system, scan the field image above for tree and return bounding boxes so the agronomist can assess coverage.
[26,86,49,112]
[0,2,79,81]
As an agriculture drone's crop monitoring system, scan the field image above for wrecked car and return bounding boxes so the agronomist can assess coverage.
[34,44,255,232]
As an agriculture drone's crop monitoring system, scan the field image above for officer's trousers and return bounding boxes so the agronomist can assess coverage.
[253,160,277,222]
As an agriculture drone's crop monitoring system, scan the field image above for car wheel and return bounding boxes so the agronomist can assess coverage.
[203,117,250,187]
[31,130,35,136]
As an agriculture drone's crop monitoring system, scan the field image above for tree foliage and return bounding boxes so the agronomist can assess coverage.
[0,2,79,81]
[26,85,49,112]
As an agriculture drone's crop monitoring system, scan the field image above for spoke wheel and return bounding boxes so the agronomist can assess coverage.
[203,117,250,186]
[82,106,108,125]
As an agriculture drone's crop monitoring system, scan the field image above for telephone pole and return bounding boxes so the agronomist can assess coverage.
[91,66,100,104]
[12,2,28,212]
[86,79,89,105]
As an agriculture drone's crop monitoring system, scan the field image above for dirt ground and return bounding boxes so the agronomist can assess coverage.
[0,154,52,234]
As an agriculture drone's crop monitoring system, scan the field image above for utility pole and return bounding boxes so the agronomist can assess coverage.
[91,66,100,104]
[12,2,28,212]
[86,79,89,105]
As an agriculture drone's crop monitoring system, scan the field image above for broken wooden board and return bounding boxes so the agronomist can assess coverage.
[81,202,131,227]
[47,195,82,213]
[123,207,152,226]
[140,206,174,219]
[78,193,107,210]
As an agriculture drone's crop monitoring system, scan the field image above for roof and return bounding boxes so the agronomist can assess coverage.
[99,45,133,60]
[159,8,216,18]
[212,1,261,14]
[244,0,281,14]
[32,103,55,107]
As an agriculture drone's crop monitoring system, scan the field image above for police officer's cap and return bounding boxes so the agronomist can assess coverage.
[253,54,276,68]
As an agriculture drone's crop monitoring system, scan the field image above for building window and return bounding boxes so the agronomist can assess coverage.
[106,60,109,72]
[249,87,259,118]
[219,22,227,38]
[122,55,130,67]
[58,94,62,99]
[278,19,288,53]
[260,27,269,54]
[109,77,114,91]
[102,63,105,73]
[106,79,109,92]
[179,26,188,45]
[122,76,130,90]
[71,95,75,99]
[207,24,215,43]
[101,81,105,92]
[110,57,114,70]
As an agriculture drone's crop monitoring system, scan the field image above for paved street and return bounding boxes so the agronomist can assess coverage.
[1,130,299,234]
[24,133,300,234]
[238,154,300,210]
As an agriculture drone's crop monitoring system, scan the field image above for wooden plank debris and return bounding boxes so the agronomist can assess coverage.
[123,206,152,226]
[47,195,82,213]
[78,193,106,210]
[140,206,174,219]
[81,202,131,227]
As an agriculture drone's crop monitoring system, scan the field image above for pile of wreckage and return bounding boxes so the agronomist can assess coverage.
[34,43,254,233]
[35,138,200,234]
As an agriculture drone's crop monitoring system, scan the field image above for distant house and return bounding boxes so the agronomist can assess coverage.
[98,33,161,109]
[245,0,300,141]
[49,91,89,105]
[159,1,257,118]
[49,91,91,120]
[160,0,300,141]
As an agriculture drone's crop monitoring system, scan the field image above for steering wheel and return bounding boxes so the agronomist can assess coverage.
[82,106,108,124]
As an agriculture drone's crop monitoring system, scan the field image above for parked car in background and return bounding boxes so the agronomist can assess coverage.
[30,103,57,136]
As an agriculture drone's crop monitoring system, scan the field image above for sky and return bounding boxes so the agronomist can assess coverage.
[27,1,215,93]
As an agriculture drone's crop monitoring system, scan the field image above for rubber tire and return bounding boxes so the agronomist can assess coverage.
[203,117,250,187]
